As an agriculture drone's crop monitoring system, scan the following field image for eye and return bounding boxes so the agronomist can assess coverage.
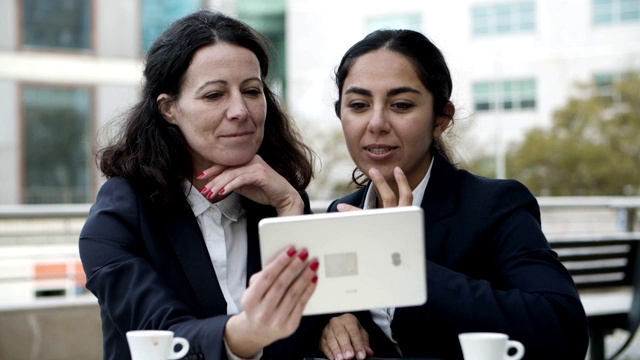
[243,88,263,97]
[392,102,414,110]
[204,92,222,100]
[346,101,368,111]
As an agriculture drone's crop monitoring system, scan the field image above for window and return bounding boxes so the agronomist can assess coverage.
[21,0,91,50]
[365,13,422,33]
[238,0,287,98]
[141,0,201,53]
[472,1,535,36]
[22,86,93,204]
[473,79,536,112]
[593,0,640,25]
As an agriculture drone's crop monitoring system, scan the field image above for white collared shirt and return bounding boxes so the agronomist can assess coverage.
[186,184,247,314]
[363,158,433,349]
[185,183,262,360]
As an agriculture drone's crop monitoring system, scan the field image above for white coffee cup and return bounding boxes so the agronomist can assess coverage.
[126,330,189,360]
[458,332,525,360]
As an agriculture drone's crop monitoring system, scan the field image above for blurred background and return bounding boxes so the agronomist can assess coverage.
[0,0,639,359]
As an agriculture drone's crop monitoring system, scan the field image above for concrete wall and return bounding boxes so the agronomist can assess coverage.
[0,303,102,360]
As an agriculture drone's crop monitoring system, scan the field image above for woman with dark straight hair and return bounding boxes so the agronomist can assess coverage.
[318,29,589,360]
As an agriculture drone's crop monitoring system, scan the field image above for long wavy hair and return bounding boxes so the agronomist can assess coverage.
[97,10,314,207]
[333,29,454,186]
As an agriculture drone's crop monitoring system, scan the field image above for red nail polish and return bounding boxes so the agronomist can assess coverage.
[298,249,309,261]
[206,190,213,199]
[286,247,296,257]
[196,172,205,179]
[309,259,319,271]
[218,188,225,195]
[311,275,318,284]
[199,187,207,194]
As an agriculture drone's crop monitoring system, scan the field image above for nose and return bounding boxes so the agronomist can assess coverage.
[227,93,249,121]
[366,106,390,133]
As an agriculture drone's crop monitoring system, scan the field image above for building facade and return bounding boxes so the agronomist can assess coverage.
[286,0,640,183]
[1,0,639,205]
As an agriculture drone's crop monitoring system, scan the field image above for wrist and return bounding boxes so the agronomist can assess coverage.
[224,314,264,359]
[276,192,304,216]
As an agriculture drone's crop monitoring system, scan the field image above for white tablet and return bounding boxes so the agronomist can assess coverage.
[258,206,427,315]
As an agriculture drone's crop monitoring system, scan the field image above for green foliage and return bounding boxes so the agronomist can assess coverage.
[507,73,640,196]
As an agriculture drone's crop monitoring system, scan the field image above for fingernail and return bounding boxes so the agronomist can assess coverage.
[206,190,213,199]
[309,259,319,271]
[199,187,207,194]
[336,354,343,360]
[311,275,318,283]
[196,172,205,179]
[357,351,365,359]
[345,351,353,359]
[298,249,309,261]
[218,188,225,195]
[286,247,296,257]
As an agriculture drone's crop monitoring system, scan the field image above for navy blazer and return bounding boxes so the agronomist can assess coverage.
[79,177,320,360]
[326,153,589,359]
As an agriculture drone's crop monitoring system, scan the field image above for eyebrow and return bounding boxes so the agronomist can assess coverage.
[387,86,421,96]
[344,86,421,97]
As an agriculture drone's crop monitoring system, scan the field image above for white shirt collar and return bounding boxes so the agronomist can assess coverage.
[184,181,243,221]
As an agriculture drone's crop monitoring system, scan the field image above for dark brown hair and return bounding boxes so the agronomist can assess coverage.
[97,11,314,206]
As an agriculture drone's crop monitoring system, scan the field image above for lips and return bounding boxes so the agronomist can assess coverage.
[364,144,397,155]
[221,131,252,138]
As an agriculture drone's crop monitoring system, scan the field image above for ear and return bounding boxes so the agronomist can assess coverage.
[434,101,455,137]
[157,93,178,125]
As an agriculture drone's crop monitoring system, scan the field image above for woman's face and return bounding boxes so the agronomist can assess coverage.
[339,49,451,190]
[158,42,266,173]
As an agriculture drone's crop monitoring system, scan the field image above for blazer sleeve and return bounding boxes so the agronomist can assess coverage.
[79,178,229,359]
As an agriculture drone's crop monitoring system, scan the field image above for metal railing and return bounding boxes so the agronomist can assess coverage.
[0,197,638,307]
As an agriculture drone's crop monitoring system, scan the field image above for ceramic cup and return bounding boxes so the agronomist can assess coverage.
[126,330,189,360]
[458,332,525,360]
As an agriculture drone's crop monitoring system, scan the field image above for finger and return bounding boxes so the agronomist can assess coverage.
[357,327,373,359]
[368,168,397,207]
[277,259,319,334]
[275,257,319,318]
[321,318,352,360]
[260,249,309,308]
[394,166,413,206]
[339,314,367,359]
[196,164,229,181]
[241,246,297,309]
[336,203,362,212]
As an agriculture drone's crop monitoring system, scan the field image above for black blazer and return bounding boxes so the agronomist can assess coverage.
[326,153,589,360]
[79,177,319,360]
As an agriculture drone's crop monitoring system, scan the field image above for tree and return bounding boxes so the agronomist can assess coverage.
[506,73,640,196]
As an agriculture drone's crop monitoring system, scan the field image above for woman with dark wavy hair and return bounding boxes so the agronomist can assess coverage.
[80,10,319,360]
[317,29,588,360]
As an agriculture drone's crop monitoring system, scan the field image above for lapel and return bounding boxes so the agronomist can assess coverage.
[420,152,459,261]
[160,204,227,317]
[242,198,277,284]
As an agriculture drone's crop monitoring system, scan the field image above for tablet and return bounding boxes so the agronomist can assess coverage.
[258,206,427,315]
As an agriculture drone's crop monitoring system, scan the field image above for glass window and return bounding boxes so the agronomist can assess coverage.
[472,1,536,37]
[593,0,640,25]
[22,86,93,204]
[21,0,91,50]
[473,79,536,112]
[237,0,287,98]
[141,0,201,53]
[593,73,623,104]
